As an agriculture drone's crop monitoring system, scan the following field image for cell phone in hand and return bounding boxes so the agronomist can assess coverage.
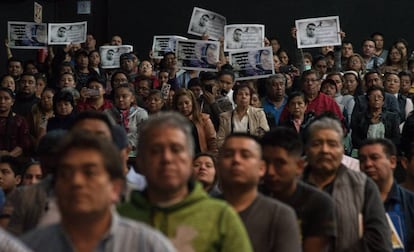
[161,83,171,100]
[86,88,100,97]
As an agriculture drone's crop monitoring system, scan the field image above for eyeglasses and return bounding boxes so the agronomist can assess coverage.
[304,78,319,83]
[368,95,384,100]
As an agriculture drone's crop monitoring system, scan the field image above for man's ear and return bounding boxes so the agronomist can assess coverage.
[390,155,398,171]
[120,147,131,175]
[15,175,21,186]
[401,156,408,171]
[296,158,305,176]
[110,179,125,203]
[258,160,266,178]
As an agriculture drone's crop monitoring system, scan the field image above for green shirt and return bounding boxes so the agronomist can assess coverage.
[118,182,253,252]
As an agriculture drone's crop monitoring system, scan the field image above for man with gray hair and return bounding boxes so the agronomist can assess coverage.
[22,130,175,251]
[118,111,252,251]
[262,73,288,127]
[302,116,392,252]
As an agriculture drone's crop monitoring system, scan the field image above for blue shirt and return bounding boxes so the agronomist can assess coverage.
[384,182,414,251]
[262,96,287,126]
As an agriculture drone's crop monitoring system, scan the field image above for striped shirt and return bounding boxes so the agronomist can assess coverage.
[21,212,175,252]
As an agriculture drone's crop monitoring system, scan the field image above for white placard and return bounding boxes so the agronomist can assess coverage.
[295,16,341,49]
[100,45,133,69]
[229,47,275,80]
[224,24,264,51]
[187,7,226,40]
[7,21,47,49]
[48,21,87,45]
[176,39,220,72]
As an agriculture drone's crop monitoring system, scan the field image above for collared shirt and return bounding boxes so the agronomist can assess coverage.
[384,182,414,251]
[22,211,176,252]
[262,96,287,125]
[365,56,384,70]
[0,228,32,252]
[232,113,249,132]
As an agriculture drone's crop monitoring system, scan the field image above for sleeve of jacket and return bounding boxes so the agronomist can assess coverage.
[257,109,270,132]
[346,178,392,252]
[217,112,230,148]
[350,113,367,150]
[385,112,401,148]
[202,114,218,155]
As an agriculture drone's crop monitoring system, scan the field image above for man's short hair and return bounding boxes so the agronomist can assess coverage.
[306,116,344,146]
[0,155,21,176]
[405,142,414,160]
[53,91,75,110]
[217,69,235,81]
[187,78,202,89]
[370,32,384,38]
[307,23,316,28]
[20,72,36,81]
[364,69,382,84]
[7,57,23,67]
[342,40,353,46]
[70,110,114,133]
[266,73,287,88]
[301,69,320,82]
[55,130,124,180]
[399,70,412,81]
[199,71,217,82]
[138,112,195,157]
[358,138,397,158]
[86,76,106,89]
[362,38,376,46]
[260,127,303,157]
[221,132,262,156]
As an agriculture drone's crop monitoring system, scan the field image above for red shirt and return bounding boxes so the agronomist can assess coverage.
[77,99,113,112]
[280,92,344,122]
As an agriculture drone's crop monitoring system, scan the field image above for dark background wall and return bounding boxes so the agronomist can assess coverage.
[0,0,412,68]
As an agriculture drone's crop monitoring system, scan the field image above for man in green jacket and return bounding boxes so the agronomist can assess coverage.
[118,111,252,252]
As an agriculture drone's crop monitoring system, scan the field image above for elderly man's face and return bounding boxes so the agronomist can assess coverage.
[306,128,344,175]
[138,126,193,197]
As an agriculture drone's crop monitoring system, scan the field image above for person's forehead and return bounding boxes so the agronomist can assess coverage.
[21,75,35,81]
[360,143,384,154]
[223,136,260,152]
[364,41,375,46]
[310,128,341,141]
[89,81,103,87]
[59,148,106,168]
[367,73,380,80]
[147,126,187,144]
[0,162,12,169]
[263,145,291,159]
[305,73,318,79]
[9,61,22,67]
[73,119,112,137]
